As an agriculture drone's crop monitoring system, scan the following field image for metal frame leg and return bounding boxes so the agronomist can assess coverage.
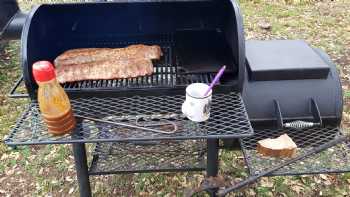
[207,139,219,197]
[73,143,92,197]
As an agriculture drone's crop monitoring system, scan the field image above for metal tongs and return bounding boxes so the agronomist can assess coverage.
[75,114,178,134]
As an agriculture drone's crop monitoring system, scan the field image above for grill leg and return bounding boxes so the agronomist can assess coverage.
[73,143,92,197]
[207,139,219,197]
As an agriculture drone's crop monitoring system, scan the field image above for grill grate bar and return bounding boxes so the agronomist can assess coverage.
[61,46,177,89]
[59,36,229,92]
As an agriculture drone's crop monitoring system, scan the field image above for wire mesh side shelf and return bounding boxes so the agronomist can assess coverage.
[5,92,253,145]
[89,140,206,174]
[240,127,350,176]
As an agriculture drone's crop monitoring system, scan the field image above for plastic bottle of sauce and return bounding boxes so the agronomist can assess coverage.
[32,61,76,135]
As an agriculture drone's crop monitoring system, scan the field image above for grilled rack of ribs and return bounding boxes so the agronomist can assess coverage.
[54,44,163,83]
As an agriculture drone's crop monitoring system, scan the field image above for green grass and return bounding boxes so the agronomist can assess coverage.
[345,91,350,97]
[0,0,349,196]
[256,186,272,197]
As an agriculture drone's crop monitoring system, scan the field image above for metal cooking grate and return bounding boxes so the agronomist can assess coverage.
[61,36,219,91]
[5,92,253,145]
[240,127,350,176]
[89,140,206,174]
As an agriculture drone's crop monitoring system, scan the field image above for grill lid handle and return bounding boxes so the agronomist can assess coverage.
[0,0,27,41]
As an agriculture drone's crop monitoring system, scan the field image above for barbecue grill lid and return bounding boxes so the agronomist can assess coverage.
[175,30,237,74]
[246,40,330,81]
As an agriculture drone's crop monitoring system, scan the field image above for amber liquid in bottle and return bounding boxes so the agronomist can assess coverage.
[37,78,76,135]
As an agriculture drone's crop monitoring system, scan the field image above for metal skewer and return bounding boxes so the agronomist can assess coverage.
[75,115,178,134]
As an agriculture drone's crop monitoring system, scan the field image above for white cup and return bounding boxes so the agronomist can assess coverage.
[182,83,212,122]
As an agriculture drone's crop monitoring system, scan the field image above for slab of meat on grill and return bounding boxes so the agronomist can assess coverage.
[56,58,154,82]
[54,44,162,83]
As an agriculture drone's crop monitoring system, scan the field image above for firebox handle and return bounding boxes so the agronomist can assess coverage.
[310,98,323,127]
[273,99,283,129]
[274,99,322,129]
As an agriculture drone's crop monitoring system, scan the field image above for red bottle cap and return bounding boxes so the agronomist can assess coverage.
[32,61,56,82]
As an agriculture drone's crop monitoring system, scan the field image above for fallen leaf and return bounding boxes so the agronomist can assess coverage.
[65,176,74,182]
[291,184,304,194]
[247,189,256,196]
[5,169,14,176]
[260,177,273,188]
[279,193,287,197]
[0,177,6,183]
[324,180,332,186]
[258,21,272,30]
[319,174,328,180]
[0,154,9,160]
[314,176,322,184]
[68,187,74,194]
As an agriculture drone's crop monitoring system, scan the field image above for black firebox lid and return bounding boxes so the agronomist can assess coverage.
[246,40,330,81]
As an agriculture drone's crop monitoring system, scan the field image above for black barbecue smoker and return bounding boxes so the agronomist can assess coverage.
[1,0,349,196]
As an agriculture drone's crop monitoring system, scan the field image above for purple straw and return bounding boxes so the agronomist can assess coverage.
[204,65,226,96]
